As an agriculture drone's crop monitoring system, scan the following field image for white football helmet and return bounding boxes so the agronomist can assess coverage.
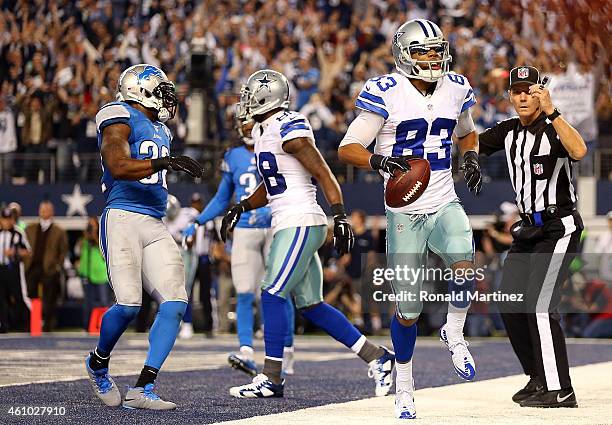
[392,19,452,82]
[166,194,181,220]
[239,69,290,118]
[116,64,178,122]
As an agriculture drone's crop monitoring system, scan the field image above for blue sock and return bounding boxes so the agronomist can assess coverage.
[183,302,193,323]
[448,277,475,309]
[390,315,417,362]
[97,304,140,354]
[236,293,255,348]
[284,296,295,348]
[261,291,287,359]
[145,301,187,369]
[301,302,361,348]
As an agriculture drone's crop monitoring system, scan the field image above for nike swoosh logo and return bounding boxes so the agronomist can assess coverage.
[557,392,573,403]
[124,398,136,402]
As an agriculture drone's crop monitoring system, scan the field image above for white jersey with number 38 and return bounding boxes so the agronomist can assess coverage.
[252,110,327,233]
[356,71,476,214]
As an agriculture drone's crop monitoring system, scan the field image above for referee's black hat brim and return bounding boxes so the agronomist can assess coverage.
[509,66,540,89]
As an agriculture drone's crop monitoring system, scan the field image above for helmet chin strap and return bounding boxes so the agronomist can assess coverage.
[157,108,170,123]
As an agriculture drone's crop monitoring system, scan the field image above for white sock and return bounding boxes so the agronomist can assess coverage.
[350,335,367,354]
[446,303,469,338]
[395,360,414,391]
[240,345,254,360]
[283,346,294,355]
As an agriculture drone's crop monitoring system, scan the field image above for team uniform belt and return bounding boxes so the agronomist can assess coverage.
[519,205,575,227]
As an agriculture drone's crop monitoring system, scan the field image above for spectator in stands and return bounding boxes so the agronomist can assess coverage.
[75,216,110,330]
[295,54,320,110]
[0,96,17,184]
[73,102,100,182]
[18,92,55,183]
[24,200,68,332]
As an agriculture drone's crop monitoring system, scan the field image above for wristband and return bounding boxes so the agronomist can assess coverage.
[463,150,478,162]
[547,108,561,122]
[369,154,385,170]
[330,203,346,218]
[151,156,169,172]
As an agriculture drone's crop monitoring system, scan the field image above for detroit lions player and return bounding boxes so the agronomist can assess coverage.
[225,69,395,399]
[84,64,203,410]
[183,107,296,377]
[338,20,482,419]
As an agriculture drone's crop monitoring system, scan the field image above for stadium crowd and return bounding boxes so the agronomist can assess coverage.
[0,0,610,184]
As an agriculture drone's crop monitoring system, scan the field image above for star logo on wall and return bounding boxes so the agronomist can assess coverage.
[62,184,93,216]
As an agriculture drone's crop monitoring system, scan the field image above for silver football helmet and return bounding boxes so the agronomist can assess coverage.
[116,64,178,122]
[239,69,290,118]
[166,194,181,221]
[234,103,254,146]
[392,19,452,82]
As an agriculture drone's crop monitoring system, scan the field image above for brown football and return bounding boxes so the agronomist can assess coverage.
[385,158,431,208]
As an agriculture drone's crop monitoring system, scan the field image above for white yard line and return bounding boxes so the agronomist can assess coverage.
[221,361,612,425]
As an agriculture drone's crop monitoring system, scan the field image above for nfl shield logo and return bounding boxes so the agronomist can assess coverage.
[518,67,529,79]
[533,163,544,175]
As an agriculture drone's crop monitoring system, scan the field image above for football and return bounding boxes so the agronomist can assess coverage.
[385,158,431,208]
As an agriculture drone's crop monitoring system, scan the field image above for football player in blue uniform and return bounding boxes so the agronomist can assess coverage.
[85,64,203,410]
[183,108,296,377]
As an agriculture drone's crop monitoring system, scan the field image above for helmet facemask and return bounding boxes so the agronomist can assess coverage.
[151,81,177,122]
[397,40,452,82]
[234,102,254,145]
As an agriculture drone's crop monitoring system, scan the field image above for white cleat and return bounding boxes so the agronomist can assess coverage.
[229,373,284,398]
[395,388,417,419]
[368,346,395,396]
[85,355,121,407]
[440,324,476,381]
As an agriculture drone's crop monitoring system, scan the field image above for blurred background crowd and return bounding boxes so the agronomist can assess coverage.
[0,0,611,184]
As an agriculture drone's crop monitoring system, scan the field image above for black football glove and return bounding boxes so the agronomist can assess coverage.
[152,155,204,178]
[331,204,354,256]
[220,201,249,242]
[370,154,411,175]
[461,150,482,195]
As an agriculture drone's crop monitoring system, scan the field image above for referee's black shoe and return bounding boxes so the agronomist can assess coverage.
[520,387,578,408]
[512,376,543,403]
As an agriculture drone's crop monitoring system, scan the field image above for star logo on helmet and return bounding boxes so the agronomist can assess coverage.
[393,31,405,46]
[256,74,274,91]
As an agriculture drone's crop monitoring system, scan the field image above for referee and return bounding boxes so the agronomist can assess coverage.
[478,66,587,408]
[0,207,31,332]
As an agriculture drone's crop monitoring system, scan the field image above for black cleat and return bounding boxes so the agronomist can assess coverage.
[512,376,543,403]
[520,387,578,408]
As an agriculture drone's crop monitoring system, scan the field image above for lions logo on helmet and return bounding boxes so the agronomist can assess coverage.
[116,64,178,123]
[392,19,452,82]
[239,70,290,119]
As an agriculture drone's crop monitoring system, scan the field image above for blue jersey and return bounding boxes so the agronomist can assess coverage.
[96,101,171,218]
[196,145,271,228]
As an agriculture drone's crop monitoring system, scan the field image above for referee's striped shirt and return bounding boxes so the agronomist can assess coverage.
[479,113,577,214]
[0,226,30,265]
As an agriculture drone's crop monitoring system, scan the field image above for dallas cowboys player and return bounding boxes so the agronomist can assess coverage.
[225,69,395,399]
[84,64,203,410]
[182,108,296,377]
[338,20,482,419]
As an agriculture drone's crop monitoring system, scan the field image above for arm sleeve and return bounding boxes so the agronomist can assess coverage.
[462,87,476,112]
[195,172,234,225]
[454,108,476,138]
[479,121,509,156]
[339,111,385,148]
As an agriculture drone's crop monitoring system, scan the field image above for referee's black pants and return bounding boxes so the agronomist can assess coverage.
[498,212,583,391]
